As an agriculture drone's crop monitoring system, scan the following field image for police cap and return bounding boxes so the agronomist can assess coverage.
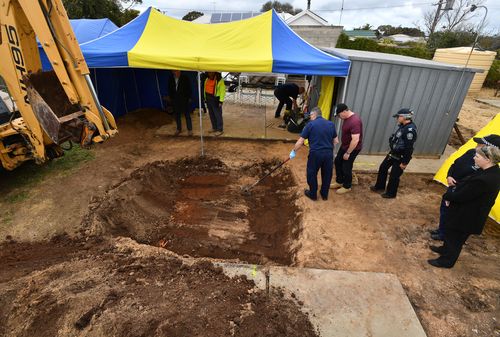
[473,134,500,148]
[392,108,414,119]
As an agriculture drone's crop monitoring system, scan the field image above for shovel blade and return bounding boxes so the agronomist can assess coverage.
[26,86,61,144]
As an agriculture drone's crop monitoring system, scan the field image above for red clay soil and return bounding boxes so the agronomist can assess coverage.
[0,236,319,337]
[83,157,302,265]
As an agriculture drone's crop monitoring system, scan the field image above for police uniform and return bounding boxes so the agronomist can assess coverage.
[373,110,417,198]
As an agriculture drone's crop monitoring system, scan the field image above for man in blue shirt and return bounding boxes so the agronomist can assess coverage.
[289,107,339,201]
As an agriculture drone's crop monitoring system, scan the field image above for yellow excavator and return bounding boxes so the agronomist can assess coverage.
[0,0,117,171]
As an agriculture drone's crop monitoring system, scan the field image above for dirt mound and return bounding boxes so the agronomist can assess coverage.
[0,237,318,337]
[84,157,302,265]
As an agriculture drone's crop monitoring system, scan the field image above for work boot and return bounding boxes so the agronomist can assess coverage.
[188,130,193,136]
[214,131,224,137]
[429,245,445,254]
[352,173,359,185]
[304,189,317,201]
[427,259,452,269]
[370,186,384,193]
[336,187,351,194]
[381,193,396,199]
[330,182,342,189]
[174,130,181,136]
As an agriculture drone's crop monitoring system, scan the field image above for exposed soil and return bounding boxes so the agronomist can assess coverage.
[83,157,301,265]
[450,95,498,147]
[0,236,318,337]
[0,99,499,337]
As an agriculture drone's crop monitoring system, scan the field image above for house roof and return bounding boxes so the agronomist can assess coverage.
[194,11,293,24]
[322,48,482,73]
[286,9,328,26]
[344,30,377,38]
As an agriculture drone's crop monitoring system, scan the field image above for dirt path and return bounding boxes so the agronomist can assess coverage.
[0,108,499,337]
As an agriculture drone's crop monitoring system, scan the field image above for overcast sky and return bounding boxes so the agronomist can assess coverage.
[136,0,499,33]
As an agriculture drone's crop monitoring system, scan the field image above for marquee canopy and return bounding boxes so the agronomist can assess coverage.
[80,8,350,76]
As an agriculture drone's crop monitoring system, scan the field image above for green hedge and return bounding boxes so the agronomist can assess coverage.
[484,59,500,88]
[336,33,433,60]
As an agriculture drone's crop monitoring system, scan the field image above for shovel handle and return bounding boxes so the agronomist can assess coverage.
[249,157,290,189]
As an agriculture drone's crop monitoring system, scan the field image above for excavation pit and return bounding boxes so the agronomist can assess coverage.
[86,157,301,264]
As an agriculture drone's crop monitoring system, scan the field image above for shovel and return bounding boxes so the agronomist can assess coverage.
[241,157,291,195]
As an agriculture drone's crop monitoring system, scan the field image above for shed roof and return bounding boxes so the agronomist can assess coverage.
[322,48,483,73]
[344,30,377,38]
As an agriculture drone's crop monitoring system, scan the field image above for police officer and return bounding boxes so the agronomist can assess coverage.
[289,107,339,201]
[370,108,417,198]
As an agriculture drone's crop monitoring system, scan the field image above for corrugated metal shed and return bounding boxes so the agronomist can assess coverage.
[320,48,482,157]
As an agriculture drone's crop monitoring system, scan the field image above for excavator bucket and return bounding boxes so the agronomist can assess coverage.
[25,85,61,144]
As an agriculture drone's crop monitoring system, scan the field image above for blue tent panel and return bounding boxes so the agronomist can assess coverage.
[271,11,350,76]
[80,8,151,67]
[71,19,118,43]
[39,18,119,70]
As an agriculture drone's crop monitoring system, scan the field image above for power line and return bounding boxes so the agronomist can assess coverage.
[154,3,434,13]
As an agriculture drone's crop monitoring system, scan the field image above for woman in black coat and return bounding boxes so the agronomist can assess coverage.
[428,145,500,268]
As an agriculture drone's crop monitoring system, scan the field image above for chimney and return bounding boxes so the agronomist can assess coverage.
[307,0,311,10]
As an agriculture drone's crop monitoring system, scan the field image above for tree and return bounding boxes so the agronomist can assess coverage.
[63,0,142,26]
[182,11,203,21]
[354,24,373,31]
[422,0,486,35]
[260,1,301,15]
[376,25,425,37]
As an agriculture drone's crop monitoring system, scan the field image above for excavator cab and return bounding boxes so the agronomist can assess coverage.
[0,0,117,170]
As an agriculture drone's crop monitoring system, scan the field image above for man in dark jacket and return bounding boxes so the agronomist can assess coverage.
[430,134,500,240]
[274,83,305,119]
[289,107,338,201]
[371,108,417,198]
[168,70,192,136]
[428,144,500,268]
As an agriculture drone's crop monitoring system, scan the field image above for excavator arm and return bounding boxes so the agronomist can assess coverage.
[0,0,117,170]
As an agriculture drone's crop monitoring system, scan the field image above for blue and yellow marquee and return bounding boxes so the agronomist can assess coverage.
[80,8,350,76]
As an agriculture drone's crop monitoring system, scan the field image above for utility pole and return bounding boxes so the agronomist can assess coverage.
[429,1,444,39]
[428,0,454,47]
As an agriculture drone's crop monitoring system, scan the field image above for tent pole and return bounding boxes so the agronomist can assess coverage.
[198,71,205,157]
[155,70,164,110]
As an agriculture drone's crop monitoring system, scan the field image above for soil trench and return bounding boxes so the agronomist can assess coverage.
[84,157,302,265]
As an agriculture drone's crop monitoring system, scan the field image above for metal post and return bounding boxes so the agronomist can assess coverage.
[84,74,110,131]
[198,72,205,157]
[155,70,164,110]
[445,5,488,115]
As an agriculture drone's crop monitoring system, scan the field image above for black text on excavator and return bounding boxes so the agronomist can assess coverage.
[0,0,117,170]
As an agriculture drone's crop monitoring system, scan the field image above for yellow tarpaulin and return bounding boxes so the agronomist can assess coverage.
[317,76,335,120]
[434,113,500,222]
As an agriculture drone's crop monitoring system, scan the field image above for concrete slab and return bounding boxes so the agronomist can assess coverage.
[217,263,427,337]
[355,145,456,174]
[475,98,500,109]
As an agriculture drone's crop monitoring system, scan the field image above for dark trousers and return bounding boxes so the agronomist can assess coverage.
[274,90,292,118]
[334,148,360,189]
[173,99,192,131]
[374,155,405,197]
[206,95,223,131]
[436,229,470,267]
[307,151,333,199]
[437,192,451,239]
